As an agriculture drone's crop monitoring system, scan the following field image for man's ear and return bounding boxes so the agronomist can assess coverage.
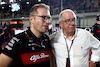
[59,22,63,28]
[29,16,34,24]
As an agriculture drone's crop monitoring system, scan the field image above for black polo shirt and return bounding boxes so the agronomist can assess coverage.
[2,28,51,67]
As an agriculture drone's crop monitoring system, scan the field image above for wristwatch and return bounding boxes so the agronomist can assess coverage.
[95,62,99,67]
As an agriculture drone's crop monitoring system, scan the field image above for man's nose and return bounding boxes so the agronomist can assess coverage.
[45,19,51,24]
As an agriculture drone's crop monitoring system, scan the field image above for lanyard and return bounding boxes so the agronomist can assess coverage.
[64,37,75,58]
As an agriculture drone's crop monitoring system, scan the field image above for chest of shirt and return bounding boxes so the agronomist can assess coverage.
[16,38,51,66]
[52,35,90,58]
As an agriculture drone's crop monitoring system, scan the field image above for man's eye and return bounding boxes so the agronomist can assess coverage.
[66,19,70,22]
[42,16,46,19]
[72,18,75,21]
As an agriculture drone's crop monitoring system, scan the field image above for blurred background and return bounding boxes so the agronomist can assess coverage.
[0,0,100,67]
[0,0,100,28]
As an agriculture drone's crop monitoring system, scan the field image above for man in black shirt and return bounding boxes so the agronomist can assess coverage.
[91,15,100,67]
[91,14,100,41]
[0,3,51,67]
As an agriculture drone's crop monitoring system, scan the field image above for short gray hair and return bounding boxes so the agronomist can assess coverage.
[59,9,77,22]
[29,3,50,16]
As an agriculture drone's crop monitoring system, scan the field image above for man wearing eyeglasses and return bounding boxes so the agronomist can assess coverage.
[0,3,51,67]
[50,9,100,67]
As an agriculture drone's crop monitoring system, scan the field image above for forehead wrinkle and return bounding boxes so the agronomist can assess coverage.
[62,11,75,21]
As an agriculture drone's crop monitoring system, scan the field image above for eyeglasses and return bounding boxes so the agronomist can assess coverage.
[62,18,76,24]
[32,15,51,22]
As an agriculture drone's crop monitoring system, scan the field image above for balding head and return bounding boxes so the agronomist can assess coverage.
[59,9,77,23]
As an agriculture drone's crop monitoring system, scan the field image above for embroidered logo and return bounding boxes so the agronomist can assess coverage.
[21,50,50,65]
[30,53,49,62]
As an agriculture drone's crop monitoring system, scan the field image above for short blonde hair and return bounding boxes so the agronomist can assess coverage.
[29,3,50,16]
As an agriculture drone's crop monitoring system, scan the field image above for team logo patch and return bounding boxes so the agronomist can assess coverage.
[21,50,50,65]
[96,29,100,33]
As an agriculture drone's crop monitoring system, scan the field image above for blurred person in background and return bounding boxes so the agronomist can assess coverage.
[3,21,9,42]
[49,23,53,35]
[7,22,11,40]
[0,22,4,54]
[50,9,100,67]
[0,3,51,67]
[91,14,100,41]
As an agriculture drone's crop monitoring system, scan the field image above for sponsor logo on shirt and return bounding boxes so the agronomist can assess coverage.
[30,52,49,62]
[5,37,20,50]
[21,50,50,65]
[28,43,41,47]
[96,29,100,33]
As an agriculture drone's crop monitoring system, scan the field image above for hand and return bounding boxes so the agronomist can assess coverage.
[89,61,96,67]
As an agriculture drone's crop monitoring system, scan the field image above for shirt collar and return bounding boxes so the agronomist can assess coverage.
[61,28,78,40]
[26,28,46,41]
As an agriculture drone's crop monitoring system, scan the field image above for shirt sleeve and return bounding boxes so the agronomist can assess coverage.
[2,36,21,59]
[89,32,100,62]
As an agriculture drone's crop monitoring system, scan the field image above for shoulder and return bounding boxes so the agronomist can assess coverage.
[10,32,27,44]
[10,29,29,44]
[49,30,62,40]
[92,23,99,27]
[15,28,29,39]
[14,31,26,40]
[77,28,91,36]
[4,31,28,51]
[77,28,89,32]
[43,33,49,38]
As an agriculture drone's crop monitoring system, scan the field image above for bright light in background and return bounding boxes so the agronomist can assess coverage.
[10,0,14,2]
[26,2,29,4]
[9,5,11,7]
[11,3,20,12]
[2,7,4,9]
[10,0,16,3]
[22,17,25,19]
[38,0,41,2]
[0,2,6,5]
